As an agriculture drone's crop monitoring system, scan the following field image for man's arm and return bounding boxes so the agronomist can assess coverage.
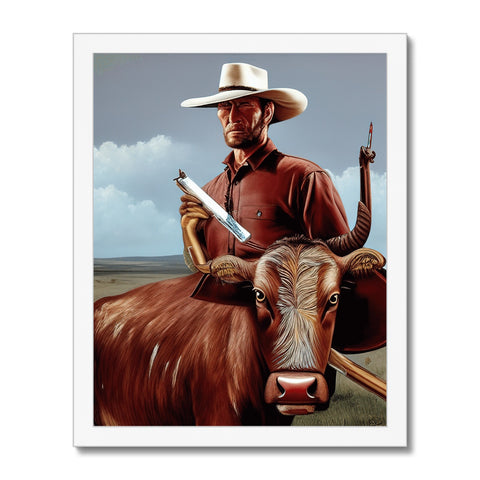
[298,171,350,240]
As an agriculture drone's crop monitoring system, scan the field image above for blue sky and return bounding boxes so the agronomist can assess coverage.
[93,53,386,258]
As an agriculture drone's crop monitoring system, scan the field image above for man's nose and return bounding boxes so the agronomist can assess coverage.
[228,103,241,122]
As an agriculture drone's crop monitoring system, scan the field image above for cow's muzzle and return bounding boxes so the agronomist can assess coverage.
[264,371,329,416]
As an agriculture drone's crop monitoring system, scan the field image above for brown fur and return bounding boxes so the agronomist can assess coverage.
[94,274,288,425]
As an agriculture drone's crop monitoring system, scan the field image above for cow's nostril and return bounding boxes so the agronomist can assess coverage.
[276,378,286,398]
[307,379,317,399]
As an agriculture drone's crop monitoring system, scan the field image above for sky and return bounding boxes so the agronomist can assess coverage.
[93,53,386,258]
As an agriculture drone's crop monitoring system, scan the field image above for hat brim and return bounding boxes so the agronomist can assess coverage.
[181,88,307,123]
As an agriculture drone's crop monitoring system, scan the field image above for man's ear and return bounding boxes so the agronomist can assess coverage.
[263,101,275,126]
[210,255,257,283]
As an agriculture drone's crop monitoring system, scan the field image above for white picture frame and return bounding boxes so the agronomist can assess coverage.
[74,33,407,447]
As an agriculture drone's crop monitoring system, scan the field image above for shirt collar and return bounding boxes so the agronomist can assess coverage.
[222,138,277,174]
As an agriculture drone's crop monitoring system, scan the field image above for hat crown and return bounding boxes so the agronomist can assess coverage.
[219,63,268,91]
[181,62,307,123]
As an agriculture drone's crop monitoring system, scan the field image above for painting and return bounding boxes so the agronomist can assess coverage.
[74,33,407,446]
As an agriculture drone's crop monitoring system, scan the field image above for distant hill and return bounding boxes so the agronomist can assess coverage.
[94,254,184,262]
[94,255,190,276]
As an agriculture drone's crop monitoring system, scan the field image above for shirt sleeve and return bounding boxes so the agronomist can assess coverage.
[298,171,350,239]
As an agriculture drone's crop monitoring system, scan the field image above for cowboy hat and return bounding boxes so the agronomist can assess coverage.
[181,63,308,123]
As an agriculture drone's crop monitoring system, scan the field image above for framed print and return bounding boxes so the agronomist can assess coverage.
[74,33,407,447]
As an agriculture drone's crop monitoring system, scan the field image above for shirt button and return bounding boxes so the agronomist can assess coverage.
[234,180,239,185]
[256,210,262,217]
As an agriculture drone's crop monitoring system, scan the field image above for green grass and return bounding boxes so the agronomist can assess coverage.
[293,349,386,426]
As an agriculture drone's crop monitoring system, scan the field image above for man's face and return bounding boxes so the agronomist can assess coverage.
[217,96,270,149]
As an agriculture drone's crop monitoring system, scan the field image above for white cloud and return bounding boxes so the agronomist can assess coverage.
[94,135,195,206]
[327,166,387,256]
[94,184,181,258]
[94,135,197,257]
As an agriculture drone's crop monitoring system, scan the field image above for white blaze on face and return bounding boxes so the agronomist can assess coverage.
[258,244,339,370]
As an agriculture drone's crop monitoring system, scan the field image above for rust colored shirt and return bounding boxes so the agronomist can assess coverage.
[200,138,349,260]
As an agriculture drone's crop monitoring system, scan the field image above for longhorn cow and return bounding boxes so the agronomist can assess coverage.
[94,234,385,426]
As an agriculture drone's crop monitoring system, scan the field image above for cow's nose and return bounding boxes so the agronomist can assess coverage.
[277,375,317,402]
[264,371,329,406]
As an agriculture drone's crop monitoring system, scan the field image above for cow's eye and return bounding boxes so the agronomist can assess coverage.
[254,288,266,303]
[328,293,339,305]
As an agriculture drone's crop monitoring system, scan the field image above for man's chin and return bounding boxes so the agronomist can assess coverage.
[225,136,255,149]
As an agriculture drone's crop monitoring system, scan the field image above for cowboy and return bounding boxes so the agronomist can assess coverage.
[179,62,350,284]
[178,63,385,397]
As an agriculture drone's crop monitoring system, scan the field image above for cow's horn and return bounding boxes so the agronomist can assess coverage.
[326,201,371,256]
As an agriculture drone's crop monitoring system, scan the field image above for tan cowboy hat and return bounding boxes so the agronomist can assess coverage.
[181,63,308,123]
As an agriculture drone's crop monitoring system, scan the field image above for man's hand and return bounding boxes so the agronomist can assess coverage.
[359,146,376,167]
[179,193,210,224]
[178,192,211,272]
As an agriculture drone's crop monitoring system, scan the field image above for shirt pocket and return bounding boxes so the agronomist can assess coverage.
[239,204,293,253]
[241,204,280,222]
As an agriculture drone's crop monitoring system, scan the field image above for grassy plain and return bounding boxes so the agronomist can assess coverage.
[94,255,190,302]
[94,256,386,426]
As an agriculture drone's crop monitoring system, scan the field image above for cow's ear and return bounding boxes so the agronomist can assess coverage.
[342,248,385,279]
[210,255,257,283]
